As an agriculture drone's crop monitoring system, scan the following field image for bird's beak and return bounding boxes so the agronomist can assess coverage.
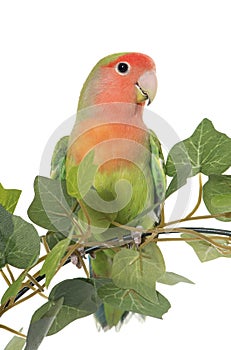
[135,70,157,105]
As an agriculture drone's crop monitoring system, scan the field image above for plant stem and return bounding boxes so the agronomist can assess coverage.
[0,269,11,286]
[26,273,44,292]
[13,283,46,308]
[163,212,231,227]
[161,227,231,252]
[6,264,15,283]
[112,220,149,233]
[41,235,50,254]
[0,324,26,338]
[79,199,91,235]
[78,255,90,278]
[159,204,165,227]
[25,284,48,300]
[184,173,203,219]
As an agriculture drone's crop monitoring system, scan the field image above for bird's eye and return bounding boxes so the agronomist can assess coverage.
[115,62,130,75]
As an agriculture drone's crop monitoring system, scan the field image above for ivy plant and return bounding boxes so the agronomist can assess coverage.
[0,118,231,350]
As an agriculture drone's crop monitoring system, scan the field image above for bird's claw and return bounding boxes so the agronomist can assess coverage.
[71,247,96,268]
[131,226,143,247]
[71,247,86,268]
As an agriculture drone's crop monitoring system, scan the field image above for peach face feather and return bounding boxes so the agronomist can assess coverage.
[78,52,157,109]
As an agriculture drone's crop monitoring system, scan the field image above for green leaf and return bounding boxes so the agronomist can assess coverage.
[98,282,171,319]
[28,176,79,234]
[165,164,192,198]
[26,278,99,348]
[1,272,27,305]
[0,183,21,213]
[25,297,64,350]
[47,278,99,335]
[77,204,117,238]
[66,151,119,238]
[9,216,40,268]
[111,243,165,303]
[166,118,231,178]
[66,150,98,199]
[93,276,128,329]
[4,334,26,350]
[203,174,231,221]
[92,276,112,290]
[0,205,40,269]
[77,150,98,198]
[40,238,71,287]
[45,231,67,250]
[0,202,14,236]
[182,233,231,262]
[157,271,194,285]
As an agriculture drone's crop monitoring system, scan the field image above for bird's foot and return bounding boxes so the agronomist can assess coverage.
[71,247,95,268]
[71,247,86,268]
[130,226,143,248]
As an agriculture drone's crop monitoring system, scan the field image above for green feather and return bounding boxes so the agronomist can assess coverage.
[149,129,166,220]
[50,136,69,180]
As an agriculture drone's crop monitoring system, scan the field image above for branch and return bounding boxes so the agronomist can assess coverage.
[0,324,26,338]
[5,225,230,307]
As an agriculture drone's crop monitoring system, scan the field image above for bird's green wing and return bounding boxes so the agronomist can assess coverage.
[149,129,166,220]
[50,136,69,180]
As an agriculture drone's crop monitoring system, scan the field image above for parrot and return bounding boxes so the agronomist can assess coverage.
[50,52,166,329]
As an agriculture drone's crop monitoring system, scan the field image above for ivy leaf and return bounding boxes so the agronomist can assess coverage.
[166,118,231,186]
[4,333,26,350]
[48,279,99,333]
[111,243,165,303]
[157,271,194,285]
[165,164,192,198]
[77,150,98,199]
[1,271,27,305]
[25,297,64,350]
[203,174,231,221]
[0,205,40,269]
[0,204,14,248]
[66,150,97,199]
[182,233,231,262]
[77,204,117,238]
[40,238,71,287]
[8,216,40,268]
[98,282,171,319]
[0,183,21,213]
[92,277,127,329]
[49,278,99,332]
[28,176,79,234]
[45,231,67,250]
[27,278,99,344]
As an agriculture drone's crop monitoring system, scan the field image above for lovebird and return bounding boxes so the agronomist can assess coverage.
[50,52,166,329]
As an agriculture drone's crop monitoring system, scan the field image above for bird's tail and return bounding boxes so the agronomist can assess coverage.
[89,250,129,330]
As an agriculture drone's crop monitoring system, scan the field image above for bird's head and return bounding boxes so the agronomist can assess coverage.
[78,52,157,110]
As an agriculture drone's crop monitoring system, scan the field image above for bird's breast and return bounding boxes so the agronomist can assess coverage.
[68,122,150,172]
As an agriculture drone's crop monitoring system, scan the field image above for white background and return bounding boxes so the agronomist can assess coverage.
[0,1,231,349]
